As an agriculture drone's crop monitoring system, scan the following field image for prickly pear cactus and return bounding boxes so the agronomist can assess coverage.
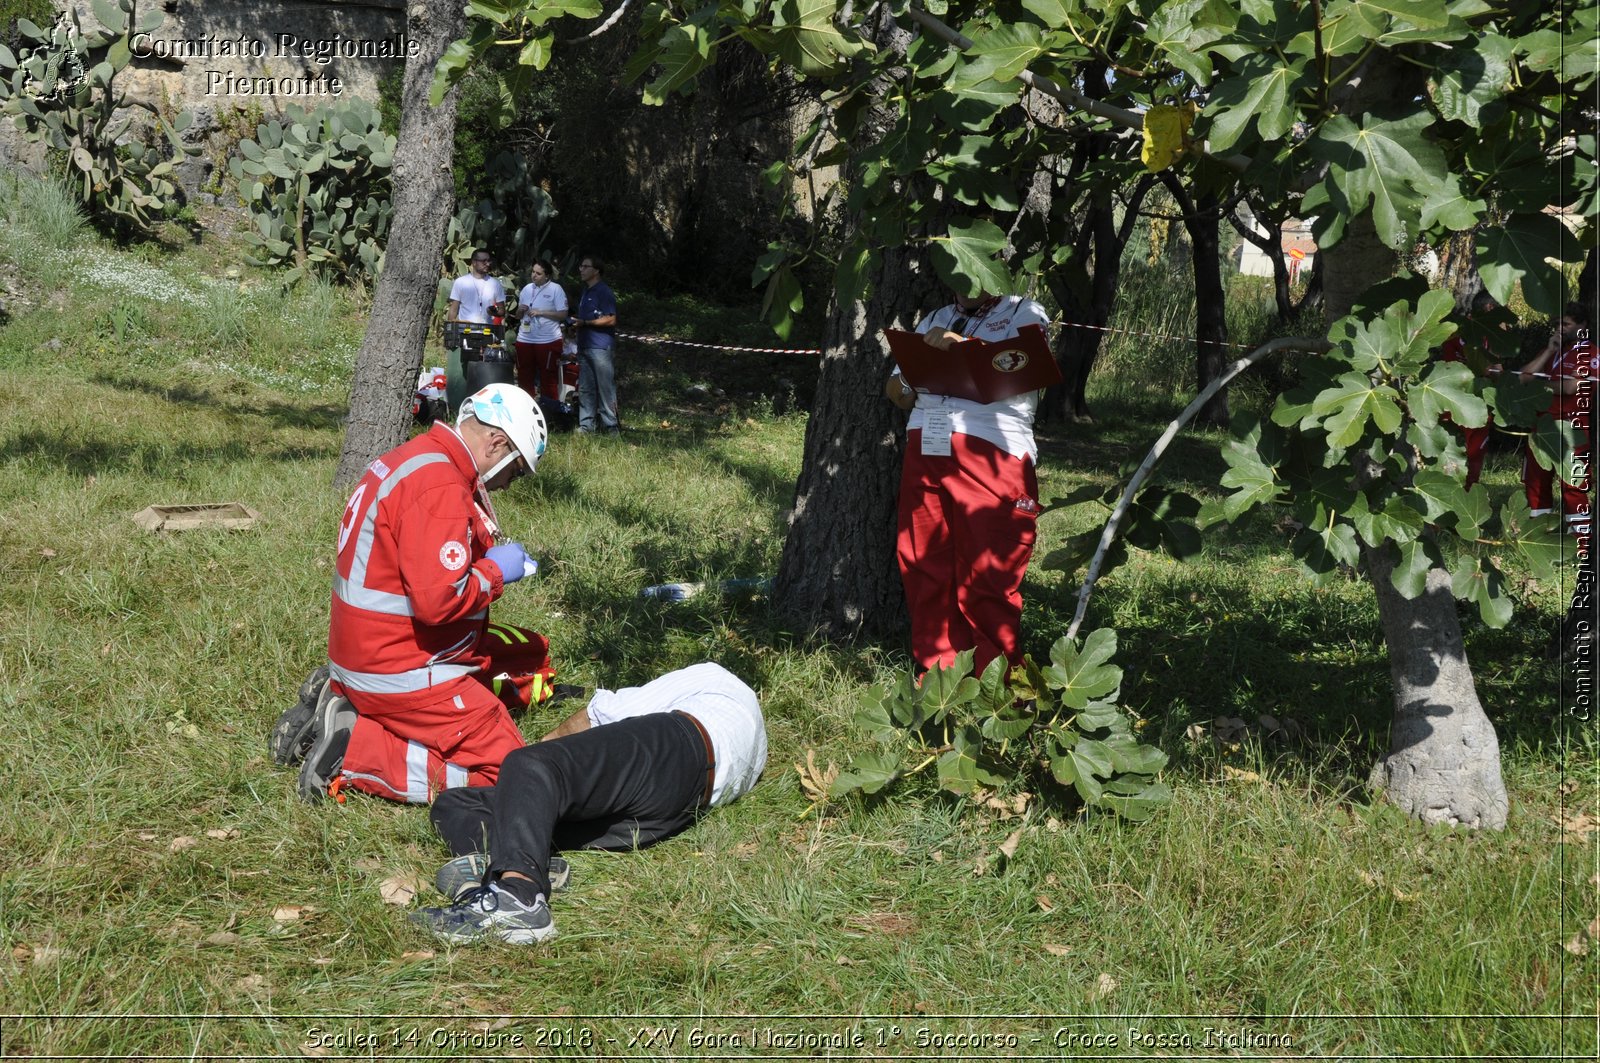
[229,97,395,285]
[0,0,200,232]
[443,150,555,277]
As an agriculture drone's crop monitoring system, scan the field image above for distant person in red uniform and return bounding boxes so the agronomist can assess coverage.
[1520,302,1596,550]
[885,287,1050,675]
[272,384,557,804]
[1438,289,1502,488]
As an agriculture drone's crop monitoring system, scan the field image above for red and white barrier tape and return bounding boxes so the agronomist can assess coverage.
[1052,316,1257,351]
[617,330,823,356]
[617,317,1251,357]
[617,318,1557,364]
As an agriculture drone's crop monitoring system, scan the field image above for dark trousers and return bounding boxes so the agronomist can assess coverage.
[429,712,709,899]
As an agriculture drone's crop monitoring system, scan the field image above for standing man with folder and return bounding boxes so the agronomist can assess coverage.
[885,287,1051,675]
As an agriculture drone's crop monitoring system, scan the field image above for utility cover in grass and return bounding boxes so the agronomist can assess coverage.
[132,502,260,532]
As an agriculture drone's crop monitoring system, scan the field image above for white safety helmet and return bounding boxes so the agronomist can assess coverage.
[458,383,548,479]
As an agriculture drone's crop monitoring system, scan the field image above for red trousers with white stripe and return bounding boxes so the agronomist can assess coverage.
[1523,415,1593,550]
[337,624,553,803]
[897,431,1038,674]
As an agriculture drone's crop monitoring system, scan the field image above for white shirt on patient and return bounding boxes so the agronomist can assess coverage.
[585,662,767,807]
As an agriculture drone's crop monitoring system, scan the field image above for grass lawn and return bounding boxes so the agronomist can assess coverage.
[0,183,1595,1059]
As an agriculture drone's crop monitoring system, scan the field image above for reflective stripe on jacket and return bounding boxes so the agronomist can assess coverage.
[328,423,504,706]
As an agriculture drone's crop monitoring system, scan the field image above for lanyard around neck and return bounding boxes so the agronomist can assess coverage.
[951,296,1003,336]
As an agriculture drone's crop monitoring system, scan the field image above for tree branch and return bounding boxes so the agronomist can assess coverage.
[1066,334,1333,640]
[1227,206,1276,253]
[903,5,1253,174]
[1115,174,1155,246]
[579,0,633,40]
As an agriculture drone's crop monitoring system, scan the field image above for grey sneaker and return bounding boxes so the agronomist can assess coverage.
[297,683,356,803]
[435,853,570,900]
[270,664,330,766]
[410,884,556,945]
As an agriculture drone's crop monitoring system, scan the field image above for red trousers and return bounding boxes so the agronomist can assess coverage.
[897,431,1038,674]
[515,340,572,403]
[1461,424,1489,488]
[1523,416,1592,547]
[337,623,554,803]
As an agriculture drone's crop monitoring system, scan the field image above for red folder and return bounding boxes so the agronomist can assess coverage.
[886,323,1060,404]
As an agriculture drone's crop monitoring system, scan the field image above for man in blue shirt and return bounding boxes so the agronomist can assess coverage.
[571,255,620,434]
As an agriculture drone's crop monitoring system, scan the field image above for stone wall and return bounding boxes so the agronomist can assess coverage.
[3,0,407,191]
[2,0,800,303]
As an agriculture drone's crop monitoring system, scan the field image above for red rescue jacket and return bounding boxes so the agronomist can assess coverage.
[328,423,505,707]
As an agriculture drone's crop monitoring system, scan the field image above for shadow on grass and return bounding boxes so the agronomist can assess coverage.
[1035,400,1232,491]
[540,582,900,701]
[88,372,347,433]
[524,465,585,505]
[1020,558,1569,796]
[621,534,773,598]
[523,429,791,597]
[608,334,819,413]
[703,449,797,510]
[547,535,779,647]
[1,429,335,477]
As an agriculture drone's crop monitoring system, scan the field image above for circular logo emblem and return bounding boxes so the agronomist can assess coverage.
[991,349,1028,373]
[439,541,469,571]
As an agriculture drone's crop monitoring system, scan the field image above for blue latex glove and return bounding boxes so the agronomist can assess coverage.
[485,543,535,584]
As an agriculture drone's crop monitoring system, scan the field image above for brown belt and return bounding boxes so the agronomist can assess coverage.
[673,710,716,808]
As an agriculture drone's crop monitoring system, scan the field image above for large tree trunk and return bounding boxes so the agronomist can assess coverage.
[333,0,465,489]
[1038,137,1093,424]
[1045,168,1151,422]
[771,9,940,642]
[1053,195,1114,422]
[771,245,941,639]
[1323,58,1508,829]
[1362,548,1509,827]
[1437,228,1483,311]
[1162,175,1229,425]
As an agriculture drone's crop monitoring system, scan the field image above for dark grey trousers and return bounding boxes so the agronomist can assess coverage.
[429,711,709,899]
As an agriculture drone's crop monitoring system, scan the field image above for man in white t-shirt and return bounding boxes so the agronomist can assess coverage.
[447,248,506,324]
[414,662,767,944]
[886,289,1050,675]
[513,259,570,403]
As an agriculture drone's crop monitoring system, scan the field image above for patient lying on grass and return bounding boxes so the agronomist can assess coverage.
[411,661,767,945]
